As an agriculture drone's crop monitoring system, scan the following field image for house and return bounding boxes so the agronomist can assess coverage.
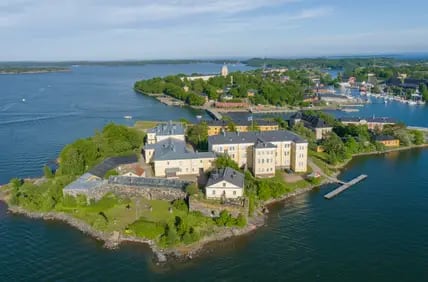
[208,130,308,177]
[146,121,185,145]
[205,167,244,199]
[119,164,146,178]
[340,117,396,131]
[290,112,333,140]
[375,135,400,147]
[206,119,279,136]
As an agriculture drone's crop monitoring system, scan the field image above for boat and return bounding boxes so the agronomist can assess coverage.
[384,100,388,104]
[418,100,426,105]
[408,101,417,106]
[22,98,26,102]
[123,115,133,119]
[196,115,202,119]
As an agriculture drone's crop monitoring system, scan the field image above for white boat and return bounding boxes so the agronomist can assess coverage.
[418,100,426,105]
[196,115,202,119]
[384,100,388,104]
[124,115,133,119]
[408,101,417,106]
[22,98,26,102]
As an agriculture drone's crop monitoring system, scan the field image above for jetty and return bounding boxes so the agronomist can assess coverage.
[324,175,368,199]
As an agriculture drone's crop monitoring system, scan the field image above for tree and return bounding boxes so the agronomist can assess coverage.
[186,122,208,150]
[185,183,199,195]
[227,121,236,132]
[214,155,239,170]
[43,166,54,179]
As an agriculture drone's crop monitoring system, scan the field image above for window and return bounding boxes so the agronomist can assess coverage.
[212,190,216,195]
[200,160,203,163]
[233,191,237,195]
[223,183,226,187]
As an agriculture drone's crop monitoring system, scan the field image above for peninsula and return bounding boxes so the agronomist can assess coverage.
[1,110,426,263]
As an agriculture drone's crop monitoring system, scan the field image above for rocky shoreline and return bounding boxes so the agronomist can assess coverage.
[2,200,266,264]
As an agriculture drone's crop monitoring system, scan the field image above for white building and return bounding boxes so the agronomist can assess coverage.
[205,167,244,199]
[146,121,185,145]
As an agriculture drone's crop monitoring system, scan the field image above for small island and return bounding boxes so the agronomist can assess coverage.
[1,111,426,264]
[0,67,71,75]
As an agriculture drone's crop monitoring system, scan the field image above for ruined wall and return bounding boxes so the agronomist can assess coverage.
[189,197,249,218]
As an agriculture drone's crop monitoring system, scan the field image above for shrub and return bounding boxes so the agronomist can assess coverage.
[185,183,199,195]
[172,199,188,211]
[127,220,165,240]
[104,169,118,179]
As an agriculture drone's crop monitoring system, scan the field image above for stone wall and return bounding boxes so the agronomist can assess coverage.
[87,184,186,201]
[189,197,249,218]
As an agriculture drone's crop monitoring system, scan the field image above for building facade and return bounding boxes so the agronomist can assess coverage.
[290,112,333,140]
[208,131,308,177]
[144,123,215,178]
[375,136,400,147]
[205,167,244,199]
[340,117,396,131]
[206,120,279,136]
[146,121,185,145]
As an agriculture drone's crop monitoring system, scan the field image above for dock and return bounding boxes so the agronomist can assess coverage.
[324,174,368,199]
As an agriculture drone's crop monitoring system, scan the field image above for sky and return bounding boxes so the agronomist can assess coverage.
[0,0,427,61]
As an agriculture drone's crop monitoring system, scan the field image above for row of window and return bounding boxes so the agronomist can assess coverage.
[257,158,274,164]
[211,190,237,195]
[257,167,274,173]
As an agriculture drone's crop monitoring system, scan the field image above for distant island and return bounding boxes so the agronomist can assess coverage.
[0,67,71,75]
[134,57,428,111]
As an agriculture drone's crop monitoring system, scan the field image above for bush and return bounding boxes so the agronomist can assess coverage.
[104,169,118,179]
[185,183,199,195]
[128,220,165,240]
[236,214,247,227]
[172,199,188,211]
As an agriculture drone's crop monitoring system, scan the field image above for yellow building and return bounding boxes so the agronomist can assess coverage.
[206,120,279,136]
[208,131,308,177]
[375,136,400,147]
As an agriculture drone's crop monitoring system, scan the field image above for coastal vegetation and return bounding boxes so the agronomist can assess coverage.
[134,70,313,107]
[295,111,426,166]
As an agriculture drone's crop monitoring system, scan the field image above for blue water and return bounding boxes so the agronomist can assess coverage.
[0,63,251,183]
[1,64,427,281]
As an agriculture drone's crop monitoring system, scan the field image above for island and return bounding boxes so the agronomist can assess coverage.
[1,111,426,264]
[134,57,428,112]
[0,66,71,75]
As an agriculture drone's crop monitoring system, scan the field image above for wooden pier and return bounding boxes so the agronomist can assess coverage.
[324,174,368,199]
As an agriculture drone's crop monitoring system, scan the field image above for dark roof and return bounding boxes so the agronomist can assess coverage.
[386,78,428,89]
[206,167,244,188]
[147,121,185,136]
[301,113,331,129]
[144,138,215,161]
[291,112,332,128]
[340,117,396,123]
[375,135,398,141]
[254,138,277,149]
[89,155,138,178]
[208,130,307,146]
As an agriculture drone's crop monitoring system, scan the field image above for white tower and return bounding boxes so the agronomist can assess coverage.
[221,64,229,77]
